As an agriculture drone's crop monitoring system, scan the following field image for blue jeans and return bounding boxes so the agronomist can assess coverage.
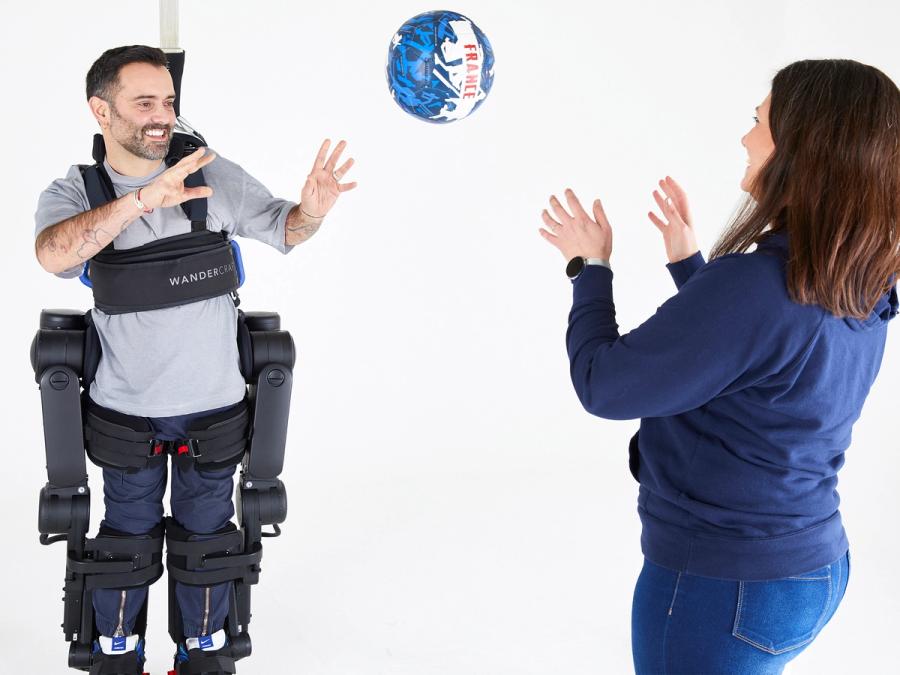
[92,403,239,639]
[632,552,849,674]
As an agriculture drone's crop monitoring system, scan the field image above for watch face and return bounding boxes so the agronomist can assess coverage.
[566,256,585,279]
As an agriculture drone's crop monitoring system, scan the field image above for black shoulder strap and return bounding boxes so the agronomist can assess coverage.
[184,167,208,232]
[78,163,117,253]
[80,163,117,211]
[165,132,208,231]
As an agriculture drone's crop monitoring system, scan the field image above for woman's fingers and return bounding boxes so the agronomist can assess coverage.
[647,210,666,232]
[539,226,560,243]
[542,209,562,231]
[662,176,693,226]
[651,189,670,214]
[564,188,590,220]
[538,224,564,254]
[660,177,686,206]
[548,195,573,224]
[665,175,686,197]
[652,189,685,226]
[592,198,609,228]
[541,193,610,260]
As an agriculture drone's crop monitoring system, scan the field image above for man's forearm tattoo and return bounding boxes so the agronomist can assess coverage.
[37,230,63,255]
[287,219,322,243]
[36,199,130,270]
[75,225,115,259]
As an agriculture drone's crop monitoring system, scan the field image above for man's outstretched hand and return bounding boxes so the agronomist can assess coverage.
[300,139,357,219]
[286,139,357,246]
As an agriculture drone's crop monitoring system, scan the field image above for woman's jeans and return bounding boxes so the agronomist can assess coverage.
[632,552,849,674]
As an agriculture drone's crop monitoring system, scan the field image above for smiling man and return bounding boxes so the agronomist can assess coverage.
[34,45,356,675]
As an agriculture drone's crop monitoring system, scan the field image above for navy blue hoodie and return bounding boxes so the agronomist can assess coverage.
[567,231,897,579]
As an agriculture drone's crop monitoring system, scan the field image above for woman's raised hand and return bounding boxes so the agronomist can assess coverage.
[648,176,698,264]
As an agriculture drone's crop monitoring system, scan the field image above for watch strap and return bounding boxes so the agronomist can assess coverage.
[584,258,610,269]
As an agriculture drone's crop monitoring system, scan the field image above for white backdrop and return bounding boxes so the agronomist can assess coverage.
[2,1,898,673]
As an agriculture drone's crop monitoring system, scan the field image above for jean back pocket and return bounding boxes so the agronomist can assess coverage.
[732,565,832,655]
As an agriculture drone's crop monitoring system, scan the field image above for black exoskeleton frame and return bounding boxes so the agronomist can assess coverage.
[32,308,294,671]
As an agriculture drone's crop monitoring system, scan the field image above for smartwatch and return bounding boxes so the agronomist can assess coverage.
[566,256,610,280]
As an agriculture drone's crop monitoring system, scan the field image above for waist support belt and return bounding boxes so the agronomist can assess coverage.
[83,393,250,472]
[84,230,242,314]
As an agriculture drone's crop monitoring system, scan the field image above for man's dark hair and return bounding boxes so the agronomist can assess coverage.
[86,45,169,102]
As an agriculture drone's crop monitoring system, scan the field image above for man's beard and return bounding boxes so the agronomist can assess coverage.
[110,105,172,161]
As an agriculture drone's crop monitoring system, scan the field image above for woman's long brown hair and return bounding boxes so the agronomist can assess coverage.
[711,59,900,319]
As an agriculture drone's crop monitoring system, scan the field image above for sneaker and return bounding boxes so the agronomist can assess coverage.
[90,637,147,675]
[169,631,236,675]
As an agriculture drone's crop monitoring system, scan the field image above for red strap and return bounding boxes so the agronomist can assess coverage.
[153,442,164,456]
[177,444,190,455]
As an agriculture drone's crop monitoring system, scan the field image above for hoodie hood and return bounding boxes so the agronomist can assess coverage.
[758,229,898,331]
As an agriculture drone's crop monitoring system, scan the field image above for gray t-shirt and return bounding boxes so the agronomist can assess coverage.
[34,151,296,417]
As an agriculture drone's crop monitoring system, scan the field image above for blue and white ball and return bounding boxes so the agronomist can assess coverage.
[386,10,495,124]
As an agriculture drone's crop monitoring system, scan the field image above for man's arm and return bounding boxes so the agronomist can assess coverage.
[35,148,216,274]
[35,194,142,274]
[282,139,356,248]
[223,140,353,252]
[284,205,324,247]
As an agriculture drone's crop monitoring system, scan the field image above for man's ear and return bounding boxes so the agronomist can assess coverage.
[89,96,110,129]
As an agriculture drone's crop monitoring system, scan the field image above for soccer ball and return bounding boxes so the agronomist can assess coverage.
[386,10,495,123]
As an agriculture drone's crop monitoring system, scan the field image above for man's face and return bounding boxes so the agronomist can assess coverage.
[105,62,177,161]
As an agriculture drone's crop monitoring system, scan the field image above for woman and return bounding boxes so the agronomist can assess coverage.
[539,59,899,674]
